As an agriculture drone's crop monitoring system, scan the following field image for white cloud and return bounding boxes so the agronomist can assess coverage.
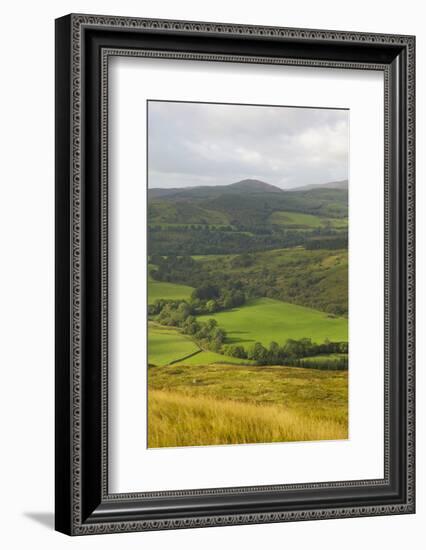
[148,101,349,189]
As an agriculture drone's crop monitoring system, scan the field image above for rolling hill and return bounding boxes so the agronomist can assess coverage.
[148,178,283,200]
[148,179,348,227]
[147,179,349,449]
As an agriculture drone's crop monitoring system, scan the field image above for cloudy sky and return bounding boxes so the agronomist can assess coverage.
[148,100,349,190]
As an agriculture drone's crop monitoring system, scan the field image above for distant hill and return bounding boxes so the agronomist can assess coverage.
[290,180,348,192]
[148,178,348,227]
[149,179,283,200]
[148,188,181,199]
[149,178,348,199]
[225,179,283,193]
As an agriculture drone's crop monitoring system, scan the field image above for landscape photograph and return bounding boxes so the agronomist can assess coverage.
[147,100,349,448]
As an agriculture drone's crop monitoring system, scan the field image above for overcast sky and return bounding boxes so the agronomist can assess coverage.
[148,101,349,190]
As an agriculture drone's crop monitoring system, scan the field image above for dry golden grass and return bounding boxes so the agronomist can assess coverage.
[148,389,348,448]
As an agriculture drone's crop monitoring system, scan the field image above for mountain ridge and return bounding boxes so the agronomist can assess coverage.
[148,178,348,199]
[148,178,283,199]
[289,179,348,192]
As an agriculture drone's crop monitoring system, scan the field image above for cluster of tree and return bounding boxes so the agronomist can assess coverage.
[149,254,197,277]
[289,356,348,370]
[149,283,245,323]
[149,251,348,317]
[149,299,191,325]
[231,223,274,236]
[182,318,226,353]
[150,224,236,232]
[190,283,246,313]
[148,226,325,256]
[230,253,255,268]
[150,257,247,314]
[222,338,348,367]
[148,298,226,353]
[148,214,349,256]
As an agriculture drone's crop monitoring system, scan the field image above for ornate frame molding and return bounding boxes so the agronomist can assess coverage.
[55,14,415,535]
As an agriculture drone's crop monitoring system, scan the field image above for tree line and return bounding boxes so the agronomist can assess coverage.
[305,235,348,250]
[290,356,348,370]
[149,253,348,317]
[149,296,348,369]
[148,224,347,256]
[149,299,226,353]
[222,337,348,368]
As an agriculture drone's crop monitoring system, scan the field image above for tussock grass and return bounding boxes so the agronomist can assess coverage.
[149,363,348,412]
[148,389,347,448]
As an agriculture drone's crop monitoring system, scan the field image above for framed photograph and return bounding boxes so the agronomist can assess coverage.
[55,14,415,535]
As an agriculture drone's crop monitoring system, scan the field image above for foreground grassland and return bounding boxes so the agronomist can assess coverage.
[148,364,348,447]
[198,297,348,345]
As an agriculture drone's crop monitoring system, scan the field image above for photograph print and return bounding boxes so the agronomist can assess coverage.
[147,100,349,449]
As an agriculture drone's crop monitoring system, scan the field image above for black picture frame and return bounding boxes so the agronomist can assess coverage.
[55,13,415,535]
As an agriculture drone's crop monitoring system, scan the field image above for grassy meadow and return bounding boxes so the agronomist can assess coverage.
[269,210,328,228]
[148,323,199,366]
[269,210,348,230]
[148,268,193,305]
[148,322,254,367]
[148,280,193,304]
[198,297,348,346]
[148,364,348,447]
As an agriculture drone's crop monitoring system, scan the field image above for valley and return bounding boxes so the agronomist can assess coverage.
[146,178,349,447]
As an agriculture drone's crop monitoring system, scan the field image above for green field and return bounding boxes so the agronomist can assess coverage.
[148,323,253,367]
[148,364,348,447]
[269,210,347,229]
[269,210,326,228]
[148,277,193,305]
[148,323,199,366]
[198,298,348,346]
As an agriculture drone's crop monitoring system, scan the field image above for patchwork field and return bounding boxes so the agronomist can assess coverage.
[148,323,254,367]
[146,142,349,447]
[148,364,348,447]
[198,298,348,346]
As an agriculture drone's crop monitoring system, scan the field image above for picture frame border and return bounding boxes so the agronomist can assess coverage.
[55,13,415,535]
